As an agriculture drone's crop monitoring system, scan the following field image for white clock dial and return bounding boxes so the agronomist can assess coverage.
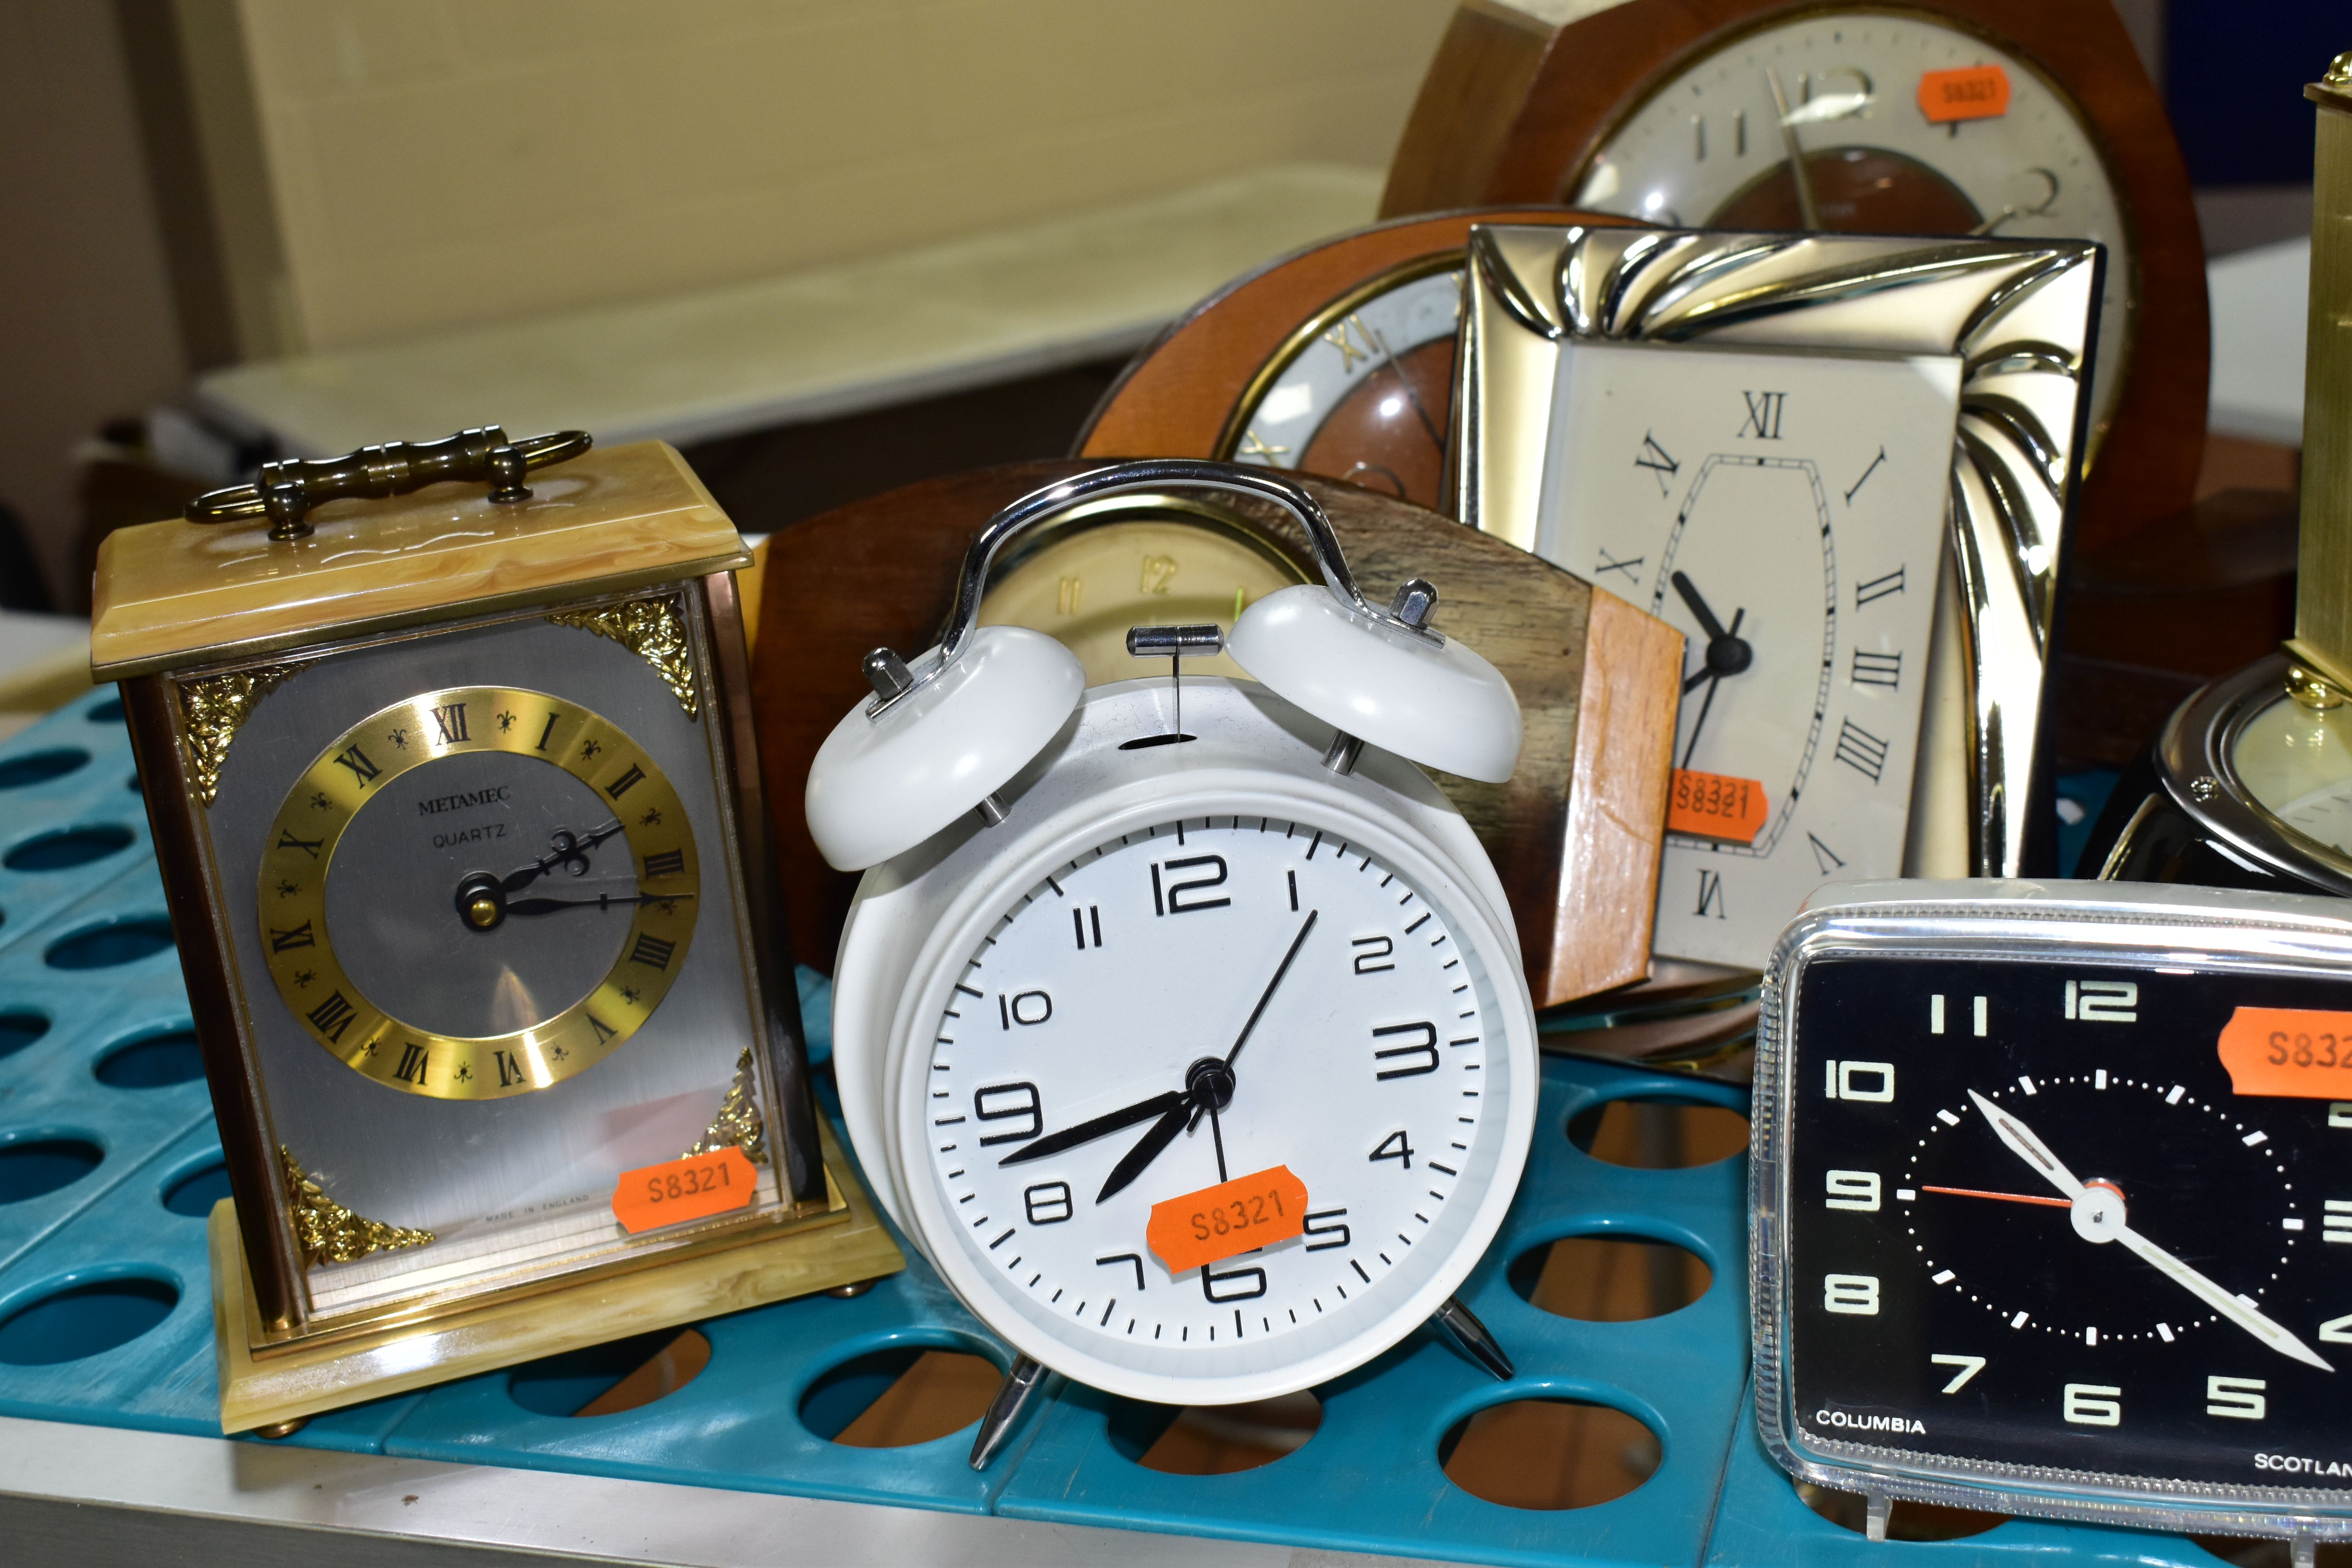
[1570,13,2131,439]
[909,810,1520,1401]
[1229,265,1463,504]
[1539,339,1955,967]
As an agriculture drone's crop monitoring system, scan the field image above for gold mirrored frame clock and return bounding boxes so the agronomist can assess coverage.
[91,428,901,1433]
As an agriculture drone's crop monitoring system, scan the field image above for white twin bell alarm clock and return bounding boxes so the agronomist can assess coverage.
[806,459,1541,1467]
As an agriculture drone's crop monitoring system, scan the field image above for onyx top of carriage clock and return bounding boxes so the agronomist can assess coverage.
[91,427,900,1432]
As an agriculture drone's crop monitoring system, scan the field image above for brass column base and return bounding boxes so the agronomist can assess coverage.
[210,1125,903,1435]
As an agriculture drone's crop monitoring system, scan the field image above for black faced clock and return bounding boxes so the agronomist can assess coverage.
[1756,880,2352,1547]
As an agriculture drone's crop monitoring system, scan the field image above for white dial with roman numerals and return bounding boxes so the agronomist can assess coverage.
[833,677,1539,1405]
[1539,339,1956,968]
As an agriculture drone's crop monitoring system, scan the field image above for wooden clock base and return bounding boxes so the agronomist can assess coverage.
[209,1124,904,1436]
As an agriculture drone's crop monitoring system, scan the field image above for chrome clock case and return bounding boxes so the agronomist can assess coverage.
[1755,878,2352,1550]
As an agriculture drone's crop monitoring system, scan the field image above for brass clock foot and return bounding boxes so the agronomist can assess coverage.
[967,1355,1048,1470]
[251,1417,309,1439]
[1428,1294,1512,1381]
[822,1278,877,1299]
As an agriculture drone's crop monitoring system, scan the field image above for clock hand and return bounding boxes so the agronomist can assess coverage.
[1920,1184,2072,1209]
[1671,571,1732,643]
[2112,1222,2334,1372]
[1097,1101,1191,1203]
[1105,1056,1240,1202]
[1766,68,1824,230]
[1965,1089,2088,1200]
[1082,916,1320,1201]
[1676,608,1743,769]
[505,891,693,916]
[997,1090,1185,1167]
[501,819,627,893]
[1670,574,1755,675]
[1225,910,1318,1070]
[1964,1091,2330,1368]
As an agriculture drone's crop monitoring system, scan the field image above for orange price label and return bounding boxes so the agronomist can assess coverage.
[611,1147,758,1234]
[2217,1008,2352,1099]
[1146,1164,1308,1276]
[1918,65,2010,124]
[1667,768,1769,844]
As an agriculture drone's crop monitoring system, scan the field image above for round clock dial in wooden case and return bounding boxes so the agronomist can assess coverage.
[1380,0,2207,557]
[753,461,1682,1015]
[1074,209,1633,510]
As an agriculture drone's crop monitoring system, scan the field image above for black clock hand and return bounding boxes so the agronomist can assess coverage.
[1677,606,1745,769]
[997,1091,1185,1167]
[1225,910,1317,1070]
[1671,571,1732,644]
[1069,913,1321,1203]
[501,819,626,893]
[1096,1102,1191,1203]
[505,891,693,916]
[1670,573,1755,680]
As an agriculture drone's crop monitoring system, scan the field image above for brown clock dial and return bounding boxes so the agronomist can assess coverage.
[1074,208,1633,509]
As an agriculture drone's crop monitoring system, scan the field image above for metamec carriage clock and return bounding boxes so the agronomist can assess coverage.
[91,428,898,1433]
[2087,55,2352,894]
[812,460,1540,1466]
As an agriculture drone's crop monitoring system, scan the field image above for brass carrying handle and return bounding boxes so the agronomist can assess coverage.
[184,426,593,541]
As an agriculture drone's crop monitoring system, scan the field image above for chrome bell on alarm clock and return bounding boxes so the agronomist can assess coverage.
[2085,54,2352,896]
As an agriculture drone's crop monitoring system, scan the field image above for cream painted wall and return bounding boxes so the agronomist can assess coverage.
[228,0,1457,353]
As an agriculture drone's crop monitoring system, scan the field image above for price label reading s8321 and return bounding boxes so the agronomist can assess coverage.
[1147,1165,1308,1276]
[1917,65,2010,124]
[1667,768,1768,845]
[2217,1007,2352,1099]
[611,1147,759,1234]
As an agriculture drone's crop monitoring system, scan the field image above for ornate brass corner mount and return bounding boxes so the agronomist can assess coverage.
[546,597,699,717]
[180,665,299,806]
[681,1049,768,1165]
[280,1145,435,1268]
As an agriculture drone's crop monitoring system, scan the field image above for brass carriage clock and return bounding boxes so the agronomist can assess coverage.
[91,428,899,1433]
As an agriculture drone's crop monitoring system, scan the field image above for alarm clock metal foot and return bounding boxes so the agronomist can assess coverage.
[1429,1293,1512,1381]
[969,1354,1050,1470]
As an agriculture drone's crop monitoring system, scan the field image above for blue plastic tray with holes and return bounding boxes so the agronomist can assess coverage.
[0,689,2255,1564]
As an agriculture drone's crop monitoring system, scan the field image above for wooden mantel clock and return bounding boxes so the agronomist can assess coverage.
[1076,207,1633,511]
[91,428,900,1434]
[1375,0,2208,557]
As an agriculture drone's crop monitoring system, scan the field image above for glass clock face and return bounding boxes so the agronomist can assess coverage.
[1226,264,1463,508]
[203,600,778,1319]
[1541,340,1957,968]
[2234,694,2352,858]
[976,512,1306,688]
[1570,12,2132,437]
[1782,956,2352,1488]
[915,813,1518,1378]
[259,685,701,1100]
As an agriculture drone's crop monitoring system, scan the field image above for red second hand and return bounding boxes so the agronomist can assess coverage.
[1921,1184,2073,1209]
